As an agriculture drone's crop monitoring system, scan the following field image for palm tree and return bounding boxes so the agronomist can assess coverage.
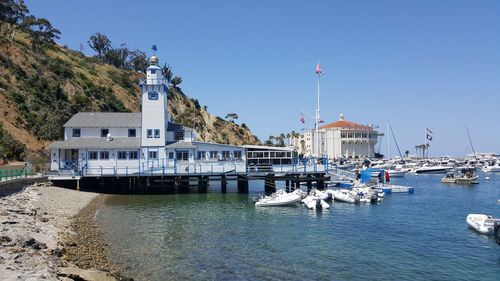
[286,133,291,146]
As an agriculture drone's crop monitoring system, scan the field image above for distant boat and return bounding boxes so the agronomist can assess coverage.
[387,170,406,177]
[441,169,479,184]
[482,160,500,173]
[413,165,453,174]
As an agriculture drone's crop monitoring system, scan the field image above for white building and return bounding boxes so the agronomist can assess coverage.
[292,114,379,159]
[49,56,246,175]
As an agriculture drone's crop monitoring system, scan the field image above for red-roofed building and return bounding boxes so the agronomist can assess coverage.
[291,113,379,159]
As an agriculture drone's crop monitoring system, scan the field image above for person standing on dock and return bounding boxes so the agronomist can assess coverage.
[385,170,390,186]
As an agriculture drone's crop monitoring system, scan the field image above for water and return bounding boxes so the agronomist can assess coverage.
[97,173,500,280]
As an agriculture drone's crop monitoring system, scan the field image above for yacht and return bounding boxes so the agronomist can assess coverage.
[413,164,453,174]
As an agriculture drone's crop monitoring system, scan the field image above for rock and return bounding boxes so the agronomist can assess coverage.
[0,235,12,243]
[50,247,66,257]
[20,237,46,250]
[38,216,50,223]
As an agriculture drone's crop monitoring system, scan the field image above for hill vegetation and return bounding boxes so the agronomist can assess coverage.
[0,0,259,161]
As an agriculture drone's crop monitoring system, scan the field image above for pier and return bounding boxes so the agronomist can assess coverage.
[50,171,331,195]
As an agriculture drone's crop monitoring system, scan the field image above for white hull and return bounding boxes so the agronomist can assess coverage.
[332,190,357,203]
[255,190,302,207]
[482,166,500,173]
[414,166,453,174]
[302,196,330,210]
[466,214,499,235]
[388,170,406,177]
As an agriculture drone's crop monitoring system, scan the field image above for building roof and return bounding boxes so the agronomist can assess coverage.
[320,120,373,131]
[165,141,197,149]
[64,112,141,128]
[242,145,294,151]
[49,138,140,149]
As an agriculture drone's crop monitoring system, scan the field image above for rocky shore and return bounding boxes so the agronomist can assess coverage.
[0,182,127,281]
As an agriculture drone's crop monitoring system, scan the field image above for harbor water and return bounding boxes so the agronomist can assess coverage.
[97,173,500,280]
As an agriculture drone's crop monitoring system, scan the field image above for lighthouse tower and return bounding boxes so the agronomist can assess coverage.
[140,55,168,160]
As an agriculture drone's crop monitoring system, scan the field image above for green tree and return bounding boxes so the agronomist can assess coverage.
[129,50,147,72]
[161,63,173,83]
[103,46,129,69]
[225,113,238,123]
[0,0,29,40]
[171,76,182,87]
[88,33,111,60]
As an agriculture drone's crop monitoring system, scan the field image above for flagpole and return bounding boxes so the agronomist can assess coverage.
[315,62,321,159]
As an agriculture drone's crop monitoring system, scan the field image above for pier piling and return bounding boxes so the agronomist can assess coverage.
[237,175,249,193]
[221,175,227,193]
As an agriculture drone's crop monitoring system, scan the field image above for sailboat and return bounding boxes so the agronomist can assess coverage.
[386,121,407,177]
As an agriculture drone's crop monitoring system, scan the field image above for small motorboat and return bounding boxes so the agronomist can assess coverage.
[332,189,358,203]
[302,196,330,210]
[254,189,302,207]
[441,168,479,184]
[387,170,406,177]
[413,165,453,174]
[466,214,500,235]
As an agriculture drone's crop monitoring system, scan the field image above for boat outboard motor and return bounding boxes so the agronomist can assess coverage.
[315,199,322,210]
[494,221,500,245]
[370,193,378,204]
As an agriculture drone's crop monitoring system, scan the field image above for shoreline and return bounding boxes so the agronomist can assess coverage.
[0,182,127,281]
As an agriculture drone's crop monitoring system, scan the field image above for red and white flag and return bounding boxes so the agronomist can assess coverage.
[315,63,322,74]
[300,112,305,124]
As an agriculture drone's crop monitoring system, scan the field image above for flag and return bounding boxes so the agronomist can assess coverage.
[152,44,157,51]
[427,134,433,141]
[426,128,433,134]
[315,62,322,74]
[300,112,305,124]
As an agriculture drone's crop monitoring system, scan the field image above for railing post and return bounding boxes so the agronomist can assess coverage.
[100,166,103,176]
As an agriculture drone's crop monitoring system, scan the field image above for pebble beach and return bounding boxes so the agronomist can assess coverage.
[0,182,123,281]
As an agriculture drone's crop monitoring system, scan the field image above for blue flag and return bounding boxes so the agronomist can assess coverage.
[152,45,157,51]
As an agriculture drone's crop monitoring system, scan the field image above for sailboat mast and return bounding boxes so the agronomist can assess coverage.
[465,125,476,157]
[386,120,390,162]
[315,62,322,158]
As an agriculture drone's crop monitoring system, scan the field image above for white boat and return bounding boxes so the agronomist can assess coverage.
[441,169,479,184]
[254,189,302,207]
[332,189,357,203]
[302,196,330,210]
[308,189,332,201]
[482,161,500,172]
[413,165,453,174]
[387,170,406,177]
[466,214,500,235]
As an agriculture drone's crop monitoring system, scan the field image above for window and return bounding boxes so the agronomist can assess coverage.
[176,151,189,161]
[101,129,109,137]
[234,151,242,159]
[100,151,109,160]
[88,151,97,160]
[148,151,158,159]
[147,129,153,138]
[168,152,174,159]
[118,151,127,160]
[128,129,136,137]
[150,69,156,74]
[72,128,81,137]
[197,151,206,160]
[129,151,138,160]
[221,151,230,160]
[154,129,160,138]
[174,131,184,140]
[209,151,218,159]
[148,92,158,100]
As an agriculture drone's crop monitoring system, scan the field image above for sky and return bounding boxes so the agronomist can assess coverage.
[26,0,500,156]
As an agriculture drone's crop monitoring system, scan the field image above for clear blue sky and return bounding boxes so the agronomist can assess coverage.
[26,0,499,156]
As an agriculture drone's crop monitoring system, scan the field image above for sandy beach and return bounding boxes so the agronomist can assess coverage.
[0,182,123,281]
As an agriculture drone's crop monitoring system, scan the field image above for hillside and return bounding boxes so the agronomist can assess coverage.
[0,32,259,160]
